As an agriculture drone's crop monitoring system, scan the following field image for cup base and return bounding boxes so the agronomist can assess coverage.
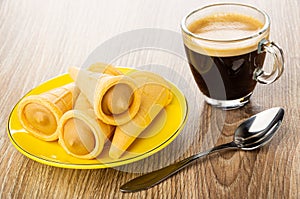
[204,92,252,110]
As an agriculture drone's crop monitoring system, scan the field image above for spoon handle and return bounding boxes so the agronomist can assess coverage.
[120,141,238,192]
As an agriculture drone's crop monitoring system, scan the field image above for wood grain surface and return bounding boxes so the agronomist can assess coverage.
[0,0,299,198]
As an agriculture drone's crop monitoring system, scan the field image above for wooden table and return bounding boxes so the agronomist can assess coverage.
[1,0,299,198]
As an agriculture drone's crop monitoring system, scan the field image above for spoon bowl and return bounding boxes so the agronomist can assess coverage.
[240,119,283,150]
[234,107,284,150]
[120,107,285,193]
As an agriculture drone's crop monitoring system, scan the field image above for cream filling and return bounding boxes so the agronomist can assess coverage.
[63,118,96,155]
[102,84,134,115]
[23,103,57,135]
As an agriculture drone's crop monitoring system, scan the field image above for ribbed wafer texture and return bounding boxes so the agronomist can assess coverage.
[18,83,79,141]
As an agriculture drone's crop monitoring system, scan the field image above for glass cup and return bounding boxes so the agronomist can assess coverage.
[181,3,284,109]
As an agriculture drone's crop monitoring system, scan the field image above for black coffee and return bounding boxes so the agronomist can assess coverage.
[184,13,266,100]
[184,47,266,100]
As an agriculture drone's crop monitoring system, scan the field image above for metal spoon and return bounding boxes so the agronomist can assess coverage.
[120,107,284,193]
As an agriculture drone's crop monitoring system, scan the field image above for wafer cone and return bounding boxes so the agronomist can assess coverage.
[18,83,80,141]
[109,71,173,159]
[68,67,141,125]
[88,62,123,76]
[57,93,115,159]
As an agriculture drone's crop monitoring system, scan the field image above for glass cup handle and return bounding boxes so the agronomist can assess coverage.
[254,38,284,84]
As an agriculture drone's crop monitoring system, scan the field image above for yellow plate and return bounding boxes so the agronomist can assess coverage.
[7,68,188,169]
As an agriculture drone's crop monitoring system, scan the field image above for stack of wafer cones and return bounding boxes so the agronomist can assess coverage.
[18,63,174,160]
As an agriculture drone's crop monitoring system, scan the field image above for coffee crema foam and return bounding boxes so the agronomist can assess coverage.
[183,13,269,57]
